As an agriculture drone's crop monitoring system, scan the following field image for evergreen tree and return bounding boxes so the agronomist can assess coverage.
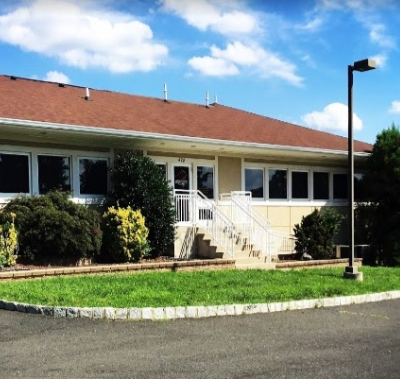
[108,151,175,257]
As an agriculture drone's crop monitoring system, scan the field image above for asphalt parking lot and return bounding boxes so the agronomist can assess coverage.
[1,299,399,379]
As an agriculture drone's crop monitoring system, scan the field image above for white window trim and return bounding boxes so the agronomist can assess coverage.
[244,167,264,200]
[77,156,109,199]
[37,153,72,195]
[0,150,31,200]
[147,155,217,200]
[291,170,310,200]
[241,162,348,206]
[0,145,111,205]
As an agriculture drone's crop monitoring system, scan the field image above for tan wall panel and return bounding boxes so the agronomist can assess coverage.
[266,206,290,227]
[218,156,241,195]
[290,206,316,227]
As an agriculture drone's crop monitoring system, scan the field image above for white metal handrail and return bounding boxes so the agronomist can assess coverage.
[220,191,295,261]
[174,190,235,258]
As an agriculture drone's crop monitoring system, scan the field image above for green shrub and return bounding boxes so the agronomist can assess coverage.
[3,191,102,264]
[101,206,149,263]
[293,208,343,260]
[0,213,18,268]
[108,151,175,257]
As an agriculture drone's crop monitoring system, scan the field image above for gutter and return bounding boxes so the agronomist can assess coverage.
[0,117,370,157]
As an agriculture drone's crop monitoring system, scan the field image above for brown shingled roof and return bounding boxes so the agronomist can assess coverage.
[0,75,372,153]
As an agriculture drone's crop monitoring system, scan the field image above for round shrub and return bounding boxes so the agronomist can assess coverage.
[101,206,149,263]
[3,191,102,264]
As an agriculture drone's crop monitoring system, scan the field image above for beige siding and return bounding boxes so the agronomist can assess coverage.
[218,156,241,195]
[252,205,346,238]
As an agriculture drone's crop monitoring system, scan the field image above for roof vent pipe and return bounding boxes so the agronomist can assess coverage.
[214,95,218,105]
[85,87,90,101]
[206,91,209,108]
[164,83,168,102]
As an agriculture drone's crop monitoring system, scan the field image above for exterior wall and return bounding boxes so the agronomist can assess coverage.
[253,204,348,243]
[218,156,241,195]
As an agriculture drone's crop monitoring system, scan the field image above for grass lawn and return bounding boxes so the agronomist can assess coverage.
[0,266,399,308]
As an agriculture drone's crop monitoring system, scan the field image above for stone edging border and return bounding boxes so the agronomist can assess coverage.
[1,290,399,321]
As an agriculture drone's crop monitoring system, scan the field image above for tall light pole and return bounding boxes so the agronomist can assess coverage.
[344,58,376,281]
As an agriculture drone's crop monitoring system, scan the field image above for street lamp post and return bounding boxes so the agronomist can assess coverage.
[344,58,376,281]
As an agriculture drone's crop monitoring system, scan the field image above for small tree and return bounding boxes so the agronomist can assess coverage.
[293,208,343,260]
[108,151,175,257]
[360,124,400,266]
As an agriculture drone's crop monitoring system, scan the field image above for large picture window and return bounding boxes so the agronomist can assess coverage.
[292,171,308,199]
[79,158,108,195]
[197,166,214,199]
[269,169,287,199]
[0,153,29,193]
[333,173,347,199]
[245,168,264,198]
[38,155,71,194]
[313,172,329,200]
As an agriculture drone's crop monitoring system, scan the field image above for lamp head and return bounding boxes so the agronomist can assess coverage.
[353,59,376,72]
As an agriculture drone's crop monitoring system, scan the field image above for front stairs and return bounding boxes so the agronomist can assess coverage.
[196,228,276,270]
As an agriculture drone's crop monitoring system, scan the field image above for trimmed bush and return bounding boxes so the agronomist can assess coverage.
[108,151,175,257]
[101,206,149,263]
[0,213,18,268]
[293,208,343,260]
[3,191,102,264]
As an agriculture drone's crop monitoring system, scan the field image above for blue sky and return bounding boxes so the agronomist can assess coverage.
[0,0,399,144]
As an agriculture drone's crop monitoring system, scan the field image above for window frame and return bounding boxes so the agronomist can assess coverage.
[37,153,72,195]
[78,156,109,197]
[268,168,288,200]
[244,167,265,200]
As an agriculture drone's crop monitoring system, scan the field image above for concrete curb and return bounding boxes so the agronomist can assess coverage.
[1,290,400,321]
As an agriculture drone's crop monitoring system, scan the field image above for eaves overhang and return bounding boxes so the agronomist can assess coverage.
[0,117,370,159]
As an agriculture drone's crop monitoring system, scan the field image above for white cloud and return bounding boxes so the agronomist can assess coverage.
[389,101,400,114]
[44,70,70,83]
[302,102,363,132]
[188,56,239,76]
[296,17,323,32]
[369,23,395,49]
[318,0,393,10]
[188,41,303,86]
[0,0,168,73]
[160,0,258,36]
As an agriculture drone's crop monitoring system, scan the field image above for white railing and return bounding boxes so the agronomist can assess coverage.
[174,190,235,258]
[220,191,295,261]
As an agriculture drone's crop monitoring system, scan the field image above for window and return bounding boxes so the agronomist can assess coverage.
[333,173,347,199]
[38,155,71,194]
[0,153,29,193]
[197,166,214,199]
[269,169,287,199]
[245,168,264,198]
[79,158,108,195]
[292,171,308,199]
[313,172,329,200]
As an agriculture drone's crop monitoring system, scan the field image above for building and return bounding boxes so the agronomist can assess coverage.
[0,75,372,262]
